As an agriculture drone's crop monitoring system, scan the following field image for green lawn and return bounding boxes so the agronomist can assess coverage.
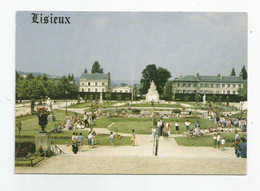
[15,110,114,137]
[174,132,247,147]
[108,117,215,135]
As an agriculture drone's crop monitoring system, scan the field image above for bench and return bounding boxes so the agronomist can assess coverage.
[16,157,36,167]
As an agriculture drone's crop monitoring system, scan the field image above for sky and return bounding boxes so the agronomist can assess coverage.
[16,12,247,81]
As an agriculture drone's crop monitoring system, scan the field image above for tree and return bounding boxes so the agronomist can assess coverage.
[230,68,236,76]
[163,81,173,101]
[218,95,222,105]
[120,83,127,87]
[226,96,230,107]
[140,64,171,95]
[84,94,87,103]
[195,93,200,103]
[240,65,247,80]
[91,61,104,73]
[84,68,88,74]
[237,81,247,101]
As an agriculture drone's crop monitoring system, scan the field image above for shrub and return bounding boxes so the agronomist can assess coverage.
[132,108,141,114]
[172,109,181,113]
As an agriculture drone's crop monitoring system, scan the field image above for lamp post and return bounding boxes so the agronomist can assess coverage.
[65,90,68,116]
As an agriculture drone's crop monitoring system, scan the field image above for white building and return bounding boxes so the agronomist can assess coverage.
[112,86,131,93]
[173,73,245,95]
[79,73,110,93]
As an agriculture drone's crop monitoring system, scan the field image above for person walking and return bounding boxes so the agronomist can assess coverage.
[213,133,217,148]
[184,120,190,131]
[175,120,180,134]
[237,137,247,158]
[217,133,221,149]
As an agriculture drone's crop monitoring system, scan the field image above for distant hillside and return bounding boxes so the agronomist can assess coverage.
[17,71,139,85]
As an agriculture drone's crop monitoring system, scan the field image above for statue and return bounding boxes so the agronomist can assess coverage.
[203,94,206,104]
[46,97,53,112]
[146,81,160,102]
[46,97,56,122]
[99,92,103,104]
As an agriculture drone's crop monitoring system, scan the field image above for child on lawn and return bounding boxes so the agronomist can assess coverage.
[109,132,114,146]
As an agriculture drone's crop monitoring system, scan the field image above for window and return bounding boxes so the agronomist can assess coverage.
[227,84,230,88]
[102,82,105,86]
[177,83,180,87]
[120,90,122,93]
[95,82,98,86]
[227,91,230,94]
[114,90,117,93]
[216,84,220,88]
[88,82,90,86]
[205,84,209,88]
[82,88,84,92]
[211,84,214,88]
[82,83,84,85]
[223,91,225,94]
[216,90,220,94]
[233,91,236,94]
[102,89,105,92]
[183,83,186,87]
[233,84,236,88]
[238,84,242,88]
[88,88,90,92]
[187,83,191,87]
[95,89,98,92]
[193,83,197,87]
[125,90,128,93]
[222,84,225,88]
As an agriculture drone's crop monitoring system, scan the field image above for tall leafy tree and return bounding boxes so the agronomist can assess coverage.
[230,68,236,76]
[163,81,173,101]
[237,80,247,100]
[140,64,171,95]
[240,65,247,80]
[91,61,104,73]
[84,68,88,74]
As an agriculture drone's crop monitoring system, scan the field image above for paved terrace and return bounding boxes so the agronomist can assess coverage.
[15,133,246,175]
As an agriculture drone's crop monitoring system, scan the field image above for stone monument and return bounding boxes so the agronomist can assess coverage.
[99,92,103,104]
[146,81,160,102]
[35,107,52,156]
[46,97,55,122]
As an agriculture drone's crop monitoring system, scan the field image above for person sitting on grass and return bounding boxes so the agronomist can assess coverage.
[69,123,74,130]
[109,132,114,146]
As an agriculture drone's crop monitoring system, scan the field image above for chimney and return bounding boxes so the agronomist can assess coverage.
[196,73,199,80]
[218,74,222,80]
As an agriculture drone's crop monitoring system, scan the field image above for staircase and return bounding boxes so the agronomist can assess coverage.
[51,142,65,155]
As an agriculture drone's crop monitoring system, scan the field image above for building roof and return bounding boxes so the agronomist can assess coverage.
[174,75,245,83]
[80,73,108,80]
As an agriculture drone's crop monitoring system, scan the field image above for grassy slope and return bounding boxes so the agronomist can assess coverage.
[174,132,247,147]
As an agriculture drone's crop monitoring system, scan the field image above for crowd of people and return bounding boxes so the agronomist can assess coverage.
[62,112,96,131]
